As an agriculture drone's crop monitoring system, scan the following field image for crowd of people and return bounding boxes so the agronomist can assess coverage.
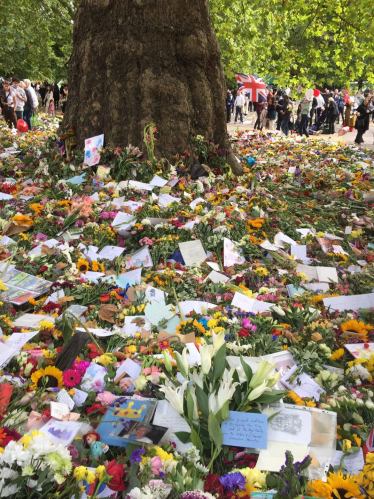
[226,86,374,145]
[0,78,68,131]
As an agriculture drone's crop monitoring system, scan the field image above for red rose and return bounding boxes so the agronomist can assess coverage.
[238,328,250,338]
[106,460,126,492]
[39,266,48,273]
[86,403,106,415]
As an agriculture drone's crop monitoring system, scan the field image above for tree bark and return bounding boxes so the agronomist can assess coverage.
[64,0,242,174]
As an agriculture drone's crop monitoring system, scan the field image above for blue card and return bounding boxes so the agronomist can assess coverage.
[98,398,157,447]
[286,284,305,298]
[67,174,86,185]
[221,411,267,449]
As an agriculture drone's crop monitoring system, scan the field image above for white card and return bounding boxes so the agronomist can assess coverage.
[281,365,325,401]
[129,180,154,191]
[291,244,307,260]
[224,238,245,267]
[97,245,125,261]
[0,235,15,246]
[29,239,59,257]
[207,262,221,272]
[158,193,181,207]
[39,420,82,446]
[145,286,165,302]
[332,449,364,475]
[232,292,272,314]
[0,343,18,369]
[115,358,141,382]
[44,289,65,305]
[267,407,312,445]
[72,389,88,408]
[50,402,70,420]
[179,240,207,267]
[125,246,153,268]
[57,389,75,410]
[206,270,229,284]
[153,400,192,453]
[323,293,374,312]
[257,441,309,472]
[6,331,40,352]
[274,232,297,248]
[150,175,168,187]
[13,314,55,329]
[112,212,136,231]
[190,197,206,210]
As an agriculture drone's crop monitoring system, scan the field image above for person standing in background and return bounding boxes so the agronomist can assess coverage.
[300,97,312,137]
[45,85,54,114]
[53,82,60,109]
[226,90,233,123]
[234,90,245,124]
[267,97,276,131]
[61,85,68,114]
[355,96,372,144]
[0,81,17,128]
[11,78,27,120]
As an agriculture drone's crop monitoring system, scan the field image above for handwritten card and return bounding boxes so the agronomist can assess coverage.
[179,240,207,267]
[158,193,181,207]
[50,402,70,420]
[323,293,374,312]
[153,400,192,453]
[84,134,104,167]
[6,331,40,352]
[332,449,365,475]
[13,314,55,329]
[57,389,75,411]
[344,343,374,360]
[125,247,153,269]
[221,411,267,448]
[97,245,125,261]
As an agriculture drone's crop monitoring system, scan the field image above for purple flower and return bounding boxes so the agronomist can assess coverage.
[219,472,246,491]
[130,448,146,465]
[100,212,109,219]
[181,492,213,499]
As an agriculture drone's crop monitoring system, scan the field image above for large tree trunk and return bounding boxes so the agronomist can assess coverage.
[64,0,242,174]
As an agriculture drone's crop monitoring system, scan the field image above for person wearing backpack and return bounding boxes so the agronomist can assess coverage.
[327,97,338,134]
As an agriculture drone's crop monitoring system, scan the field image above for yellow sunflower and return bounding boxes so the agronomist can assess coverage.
[341,320,372,341]
[326,470,365,499]
[30,366,64,390]
[77,258,90,273]
[308,479,333,498]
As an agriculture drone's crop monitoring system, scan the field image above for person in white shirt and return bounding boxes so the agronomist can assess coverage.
[234,91,245,124]
[11,78,27,120]
[315,92,325,124]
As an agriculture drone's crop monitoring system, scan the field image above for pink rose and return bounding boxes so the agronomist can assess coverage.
[150,456,163,475]
[96,391,116,405]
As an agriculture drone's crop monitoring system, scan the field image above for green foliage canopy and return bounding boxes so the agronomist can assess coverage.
[0,0,373,87]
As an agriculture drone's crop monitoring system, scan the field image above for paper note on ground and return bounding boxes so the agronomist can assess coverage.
[332,449,364,475]
[296,264,338,283]
[6,331,40,351]
[150,175,168,187]
[206,270,229,284]
[97,245,125,261]
[323,294,374,312]
[281,365,325,401]
[232,292,273,314]
[221,411,267,448]
[179,240,207,267]
[153,400,192,453]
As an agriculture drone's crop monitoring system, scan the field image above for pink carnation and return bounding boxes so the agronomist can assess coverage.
[96,391,116,406]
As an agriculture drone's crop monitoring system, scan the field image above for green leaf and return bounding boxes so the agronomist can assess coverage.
[254,390,288,404]
[186,389,195,423]
[240,355,253,383]
[191,427,203,455]
[175,431,192,444]
[212,343,226,381]
[195,384,209,420]
[208,411,223,448]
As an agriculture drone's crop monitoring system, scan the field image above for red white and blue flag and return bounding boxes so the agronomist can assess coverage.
[363,428,374,459]
[236,73,267,102]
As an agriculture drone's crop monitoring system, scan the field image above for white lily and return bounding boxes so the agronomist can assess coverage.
[189,386,200,420]
[159,380,188,415]
[200,343,214,375]
[249,359,277,389]
[266,371,281,388]
[174,347,189,378]
[209,378,238,415]
[189,369,204,389]
[271,305,285,316]
[260,405,281,418]
[248,380,272,402]
[212,330,225,355]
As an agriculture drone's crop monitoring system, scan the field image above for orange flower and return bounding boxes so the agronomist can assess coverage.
[11,215,33,226]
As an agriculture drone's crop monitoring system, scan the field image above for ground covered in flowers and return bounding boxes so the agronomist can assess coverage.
[0,116,374,499]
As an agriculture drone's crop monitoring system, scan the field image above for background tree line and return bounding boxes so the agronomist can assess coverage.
[1,0,373,87]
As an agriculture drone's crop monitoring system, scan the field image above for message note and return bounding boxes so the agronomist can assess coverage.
[323,293,374,312]
[332,449,364,475]
[206,270,229,284]
[224,238,246,267]
[114,358,141,382]
[281,365,325,401]
[97,245,125,261]
[6,331,40,351]
[221,411,267,449]
[179,240,207,267]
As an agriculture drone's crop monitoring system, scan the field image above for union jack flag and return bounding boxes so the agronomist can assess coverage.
[363,428,374,459]
[57,139,66,157]
[236,73,267,103]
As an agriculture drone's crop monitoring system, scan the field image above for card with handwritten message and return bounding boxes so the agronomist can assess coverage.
[221,411,267,449]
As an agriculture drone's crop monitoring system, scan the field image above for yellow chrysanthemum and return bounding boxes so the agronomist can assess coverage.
[330,349,345,361]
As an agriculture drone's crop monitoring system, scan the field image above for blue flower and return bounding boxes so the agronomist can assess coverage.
[130,448,146,465]
[219,472,246,491]
[198,318,208,329]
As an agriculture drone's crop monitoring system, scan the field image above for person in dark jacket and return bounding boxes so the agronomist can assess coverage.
[53,82,60,109]
[327,97,338,134]
[336,93,345,124]
[253,101,262,130]
[354,97,372,144]
[275,96,284,130]
[226,90,233,123]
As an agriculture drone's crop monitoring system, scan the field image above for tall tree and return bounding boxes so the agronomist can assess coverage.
[64,0,241,172]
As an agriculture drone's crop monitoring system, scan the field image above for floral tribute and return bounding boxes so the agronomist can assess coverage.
[0,113,373,498]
